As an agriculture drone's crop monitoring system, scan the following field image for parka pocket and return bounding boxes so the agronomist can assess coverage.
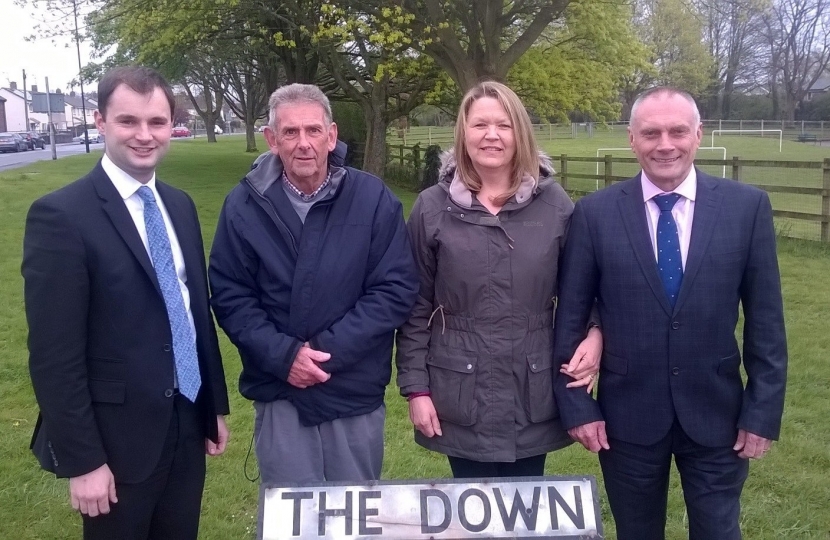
[525,353,556,423]
[427,351,477,426]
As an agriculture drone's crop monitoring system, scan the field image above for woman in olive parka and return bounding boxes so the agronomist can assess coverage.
[395,81,602,478]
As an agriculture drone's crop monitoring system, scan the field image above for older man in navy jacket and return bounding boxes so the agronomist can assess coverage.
[210,84,417,490]
[553,87,787,540]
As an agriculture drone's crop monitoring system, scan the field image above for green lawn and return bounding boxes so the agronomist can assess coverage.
[1,138,829,539]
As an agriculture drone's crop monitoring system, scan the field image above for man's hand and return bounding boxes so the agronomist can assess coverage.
[408,396,442,438]
[568,421,610,453]
[287,343,331,388]
[733,429,772,459]
[560,326,602,392]
[206,415,229,456]
[69,464,117,517]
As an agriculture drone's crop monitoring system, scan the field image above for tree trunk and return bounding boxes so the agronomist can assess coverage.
[362,106,388,178]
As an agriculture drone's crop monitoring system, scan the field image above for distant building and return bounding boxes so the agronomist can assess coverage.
[0,81,68,132]
[63,92,98,135]
[806,75,830,102]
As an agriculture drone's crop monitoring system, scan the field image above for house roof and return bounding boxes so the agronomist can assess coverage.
[63,94,98,110]
[809,75,830,92]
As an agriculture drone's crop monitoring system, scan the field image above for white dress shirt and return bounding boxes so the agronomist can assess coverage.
[641,168,697,270]
[102,155,196,335]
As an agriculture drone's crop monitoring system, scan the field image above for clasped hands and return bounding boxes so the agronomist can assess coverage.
[287,342,331,388]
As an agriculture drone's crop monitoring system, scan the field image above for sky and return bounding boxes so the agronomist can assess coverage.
[0,1,98,94]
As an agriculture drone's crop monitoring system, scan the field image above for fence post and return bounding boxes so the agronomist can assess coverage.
[822,158,830,243]
[604,154,613,189]
[428,127,433,145]
[559,154,568,191]
[550,123,553,141]
[399,145,405,167]
[731,156,742,182]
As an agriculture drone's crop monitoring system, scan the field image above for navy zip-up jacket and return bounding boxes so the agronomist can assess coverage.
[209,142,418,426]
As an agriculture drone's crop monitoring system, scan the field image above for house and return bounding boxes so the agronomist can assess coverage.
[0,82,68,132]
[63,92,98,135]
[806,75,830,102]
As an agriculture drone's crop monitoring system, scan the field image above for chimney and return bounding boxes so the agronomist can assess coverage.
[10,82,17,90]
[31,84,38,93]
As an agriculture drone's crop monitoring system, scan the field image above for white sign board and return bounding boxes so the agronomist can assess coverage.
[261,476,602,539]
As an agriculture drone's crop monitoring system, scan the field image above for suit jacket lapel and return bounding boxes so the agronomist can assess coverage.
[92,164,161,294]
[618,175,675,316]
[673,170,722,313]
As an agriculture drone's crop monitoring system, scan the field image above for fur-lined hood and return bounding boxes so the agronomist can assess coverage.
[437,148,556,209]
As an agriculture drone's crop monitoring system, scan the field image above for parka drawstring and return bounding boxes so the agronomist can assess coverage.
[427,304,446,334]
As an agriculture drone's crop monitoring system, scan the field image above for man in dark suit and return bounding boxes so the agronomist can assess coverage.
[23,66,230,540]
[553,87,787,540]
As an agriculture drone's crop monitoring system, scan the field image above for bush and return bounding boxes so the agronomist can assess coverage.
[420,144,442,191]
[384,162,421,192]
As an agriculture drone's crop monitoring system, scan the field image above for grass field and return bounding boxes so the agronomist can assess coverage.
[1,137,829,539]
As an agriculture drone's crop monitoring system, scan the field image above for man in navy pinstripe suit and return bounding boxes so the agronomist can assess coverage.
[553,87,787,540]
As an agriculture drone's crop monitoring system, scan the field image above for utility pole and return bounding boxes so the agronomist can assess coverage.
[45,77,57,161]
[73,0,90,153]
[22,69,30,131]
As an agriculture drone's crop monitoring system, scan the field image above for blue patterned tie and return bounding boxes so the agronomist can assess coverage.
[137,186,201,401]
[654,193,684,307]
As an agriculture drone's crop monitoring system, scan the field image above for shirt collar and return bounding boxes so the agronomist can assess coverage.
[102,154,158,200]
[282,169,332,202]
[641,167,697,203]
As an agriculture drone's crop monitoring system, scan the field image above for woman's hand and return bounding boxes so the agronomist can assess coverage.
[560,326,602,393]
[408,395,443,437]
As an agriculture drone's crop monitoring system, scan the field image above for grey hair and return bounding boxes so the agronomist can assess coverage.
[267,83,333,129]
[630,87,701,126]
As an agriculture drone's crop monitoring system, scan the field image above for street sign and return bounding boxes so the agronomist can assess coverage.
[31,93,65,114]
[261,476,602,539]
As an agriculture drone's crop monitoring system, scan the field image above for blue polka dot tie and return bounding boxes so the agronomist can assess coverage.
[137,186,202,402]
[654,193,684,307]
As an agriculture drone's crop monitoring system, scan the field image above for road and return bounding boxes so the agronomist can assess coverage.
[0,141,105,173]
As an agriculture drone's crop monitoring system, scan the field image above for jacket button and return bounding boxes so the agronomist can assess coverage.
[164,389,174,398]
[460,213,465,218]
[466,364,473,370]
[163,344,172,352]
[672,367,680,375]
[671,322,680,330]
[531,363,537,370]
[447,207,452,211]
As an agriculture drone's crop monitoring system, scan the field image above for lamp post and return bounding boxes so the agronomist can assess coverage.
[73,0,90,154]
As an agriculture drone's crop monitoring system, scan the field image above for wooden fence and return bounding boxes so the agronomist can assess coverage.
[556,155,830,242]
[386,144,830,243]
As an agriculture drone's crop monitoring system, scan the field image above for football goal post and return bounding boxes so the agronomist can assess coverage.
[710,129,782,152]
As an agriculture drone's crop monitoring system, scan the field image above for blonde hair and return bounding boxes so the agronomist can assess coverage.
[453,81,539,206]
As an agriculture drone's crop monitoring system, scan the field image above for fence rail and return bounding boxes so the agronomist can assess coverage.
[387,143,830,243]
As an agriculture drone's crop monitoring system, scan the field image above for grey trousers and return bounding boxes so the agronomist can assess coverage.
[253,399,385,484]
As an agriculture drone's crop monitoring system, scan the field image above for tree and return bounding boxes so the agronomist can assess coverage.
[696,0,767,118]
[296,2,440,175]
[507,0,649,122]
[622,0,716,117]
[762,0,830,121]
[396,0,571,92]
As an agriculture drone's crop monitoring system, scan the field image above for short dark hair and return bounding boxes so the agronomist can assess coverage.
[97,66,175,119]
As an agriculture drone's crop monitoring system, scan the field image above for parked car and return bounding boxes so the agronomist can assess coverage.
[172,125,192,137]
[21,131,45,150]
[0,133,28,153]
[73,129,104,144]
